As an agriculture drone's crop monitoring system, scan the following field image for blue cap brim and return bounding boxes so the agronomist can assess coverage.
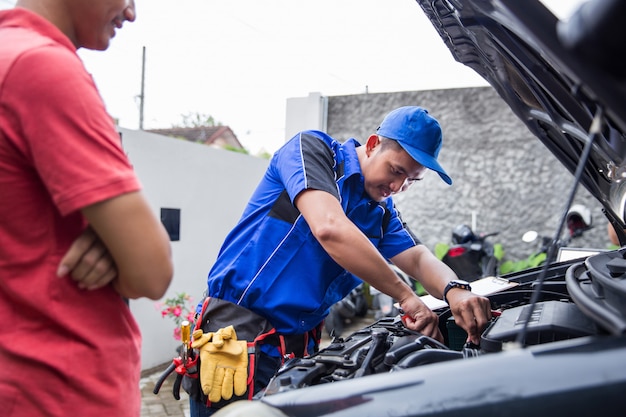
[396,142,452,185]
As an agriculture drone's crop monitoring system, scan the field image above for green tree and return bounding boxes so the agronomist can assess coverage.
[175,112,219,128]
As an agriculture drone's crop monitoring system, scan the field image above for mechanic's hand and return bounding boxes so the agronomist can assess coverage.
[400,296,443,342]
[191,326,248,403]
[446,290,492,345]
[56,227,117,290]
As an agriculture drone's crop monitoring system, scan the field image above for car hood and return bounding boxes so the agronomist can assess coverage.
[415,0,626,226]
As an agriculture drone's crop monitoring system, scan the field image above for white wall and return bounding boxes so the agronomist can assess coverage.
[284,92,328,141]
[119,127,269,370]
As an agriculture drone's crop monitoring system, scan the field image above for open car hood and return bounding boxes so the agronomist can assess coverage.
[416,0,626,228]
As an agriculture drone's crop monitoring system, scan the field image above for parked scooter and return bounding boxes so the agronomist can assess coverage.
[500,204,594,273]
[434,224,504,282]
[324,283,368,337]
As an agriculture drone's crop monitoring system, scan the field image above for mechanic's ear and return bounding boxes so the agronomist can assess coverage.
[365,134,381,154]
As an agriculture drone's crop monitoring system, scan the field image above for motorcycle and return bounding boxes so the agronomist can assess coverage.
[434,224,504,282]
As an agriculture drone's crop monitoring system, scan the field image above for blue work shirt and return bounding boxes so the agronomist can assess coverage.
[205,131,420,334]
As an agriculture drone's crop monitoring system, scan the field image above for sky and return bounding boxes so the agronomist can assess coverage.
[1,0,586,154]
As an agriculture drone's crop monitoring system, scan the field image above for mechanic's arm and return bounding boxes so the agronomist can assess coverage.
[295,189,441,340]
[60,191,173,300]
[391,248,492,344]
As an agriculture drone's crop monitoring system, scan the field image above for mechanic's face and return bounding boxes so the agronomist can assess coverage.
[361,135,427,202]
[68,0,136,50]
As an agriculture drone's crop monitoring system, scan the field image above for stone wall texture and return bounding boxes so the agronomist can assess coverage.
[325,86,609,264]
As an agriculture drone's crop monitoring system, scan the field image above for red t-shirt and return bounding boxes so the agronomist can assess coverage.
[0,9,143,416]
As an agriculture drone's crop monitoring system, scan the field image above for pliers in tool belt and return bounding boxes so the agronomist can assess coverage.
[153,355,198,400]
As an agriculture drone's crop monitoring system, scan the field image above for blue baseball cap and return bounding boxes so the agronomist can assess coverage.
[377,106,452,185]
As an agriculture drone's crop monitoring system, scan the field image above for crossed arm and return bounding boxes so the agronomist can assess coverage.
[58,191,173,300]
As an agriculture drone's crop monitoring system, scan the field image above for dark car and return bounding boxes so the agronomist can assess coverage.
[213,0,626,415]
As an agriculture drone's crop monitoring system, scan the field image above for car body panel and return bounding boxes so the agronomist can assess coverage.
[261,336,626,417]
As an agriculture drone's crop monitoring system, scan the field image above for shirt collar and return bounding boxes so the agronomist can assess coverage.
[1,7,77,52]
[340,138,364,180]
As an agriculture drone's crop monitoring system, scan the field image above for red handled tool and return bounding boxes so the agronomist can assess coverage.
[153,320,198,400]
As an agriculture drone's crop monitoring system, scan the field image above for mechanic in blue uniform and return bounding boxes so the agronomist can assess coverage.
[190,106,492,416]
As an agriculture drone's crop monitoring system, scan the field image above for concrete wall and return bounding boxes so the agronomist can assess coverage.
[119,127,269,369]
[285,86,611,262]
[323,87,610,260]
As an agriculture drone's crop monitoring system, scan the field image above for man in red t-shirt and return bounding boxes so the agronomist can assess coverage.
[0,1,174,416]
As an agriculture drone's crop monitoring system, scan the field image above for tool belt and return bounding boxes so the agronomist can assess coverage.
[180,297,322,410]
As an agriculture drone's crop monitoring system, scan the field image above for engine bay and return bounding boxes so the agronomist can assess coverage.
[262,248,626,397]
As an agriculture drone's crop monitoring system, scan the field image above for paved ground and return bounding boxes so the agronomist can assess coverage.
[140,364,190,417]
[140,313,375,417]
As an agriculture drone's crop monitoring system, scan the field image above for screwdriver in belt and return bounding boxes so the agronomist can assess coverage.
[181,320,191,363]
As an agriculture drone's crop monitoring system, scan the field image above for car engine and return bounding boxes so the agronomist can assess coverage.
[262,248,625,397]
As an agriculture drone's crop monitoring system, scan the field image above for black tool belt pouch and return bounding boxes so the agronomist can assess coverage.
[183,297,280,410]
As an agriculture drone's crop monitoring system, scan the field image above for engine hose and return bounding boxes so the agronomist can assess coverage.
[383,335,448,366]
[391,349,463,370]
[353,328,389,378]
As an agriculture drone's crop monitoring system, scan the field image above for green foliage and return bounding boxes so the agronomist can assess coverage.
[434,242,449,260]
[499,252,547,274]
[493,243,505,261]
[175,112,219,128]
[413,281,427,296]
[223,144,249,154]
[256,150,272,159]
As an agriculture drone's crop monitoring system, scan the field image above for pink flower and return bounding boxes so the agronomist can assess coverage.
[156,292,196,340]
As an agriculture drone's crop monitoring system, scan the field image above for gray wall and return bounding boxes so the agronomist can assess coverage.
[129,85,611,370]
[120,128,269,370]
[325,87,609,261]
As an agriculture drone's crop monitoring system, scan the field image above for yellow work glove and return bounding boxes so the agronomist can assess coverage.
[191,325,248,403]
